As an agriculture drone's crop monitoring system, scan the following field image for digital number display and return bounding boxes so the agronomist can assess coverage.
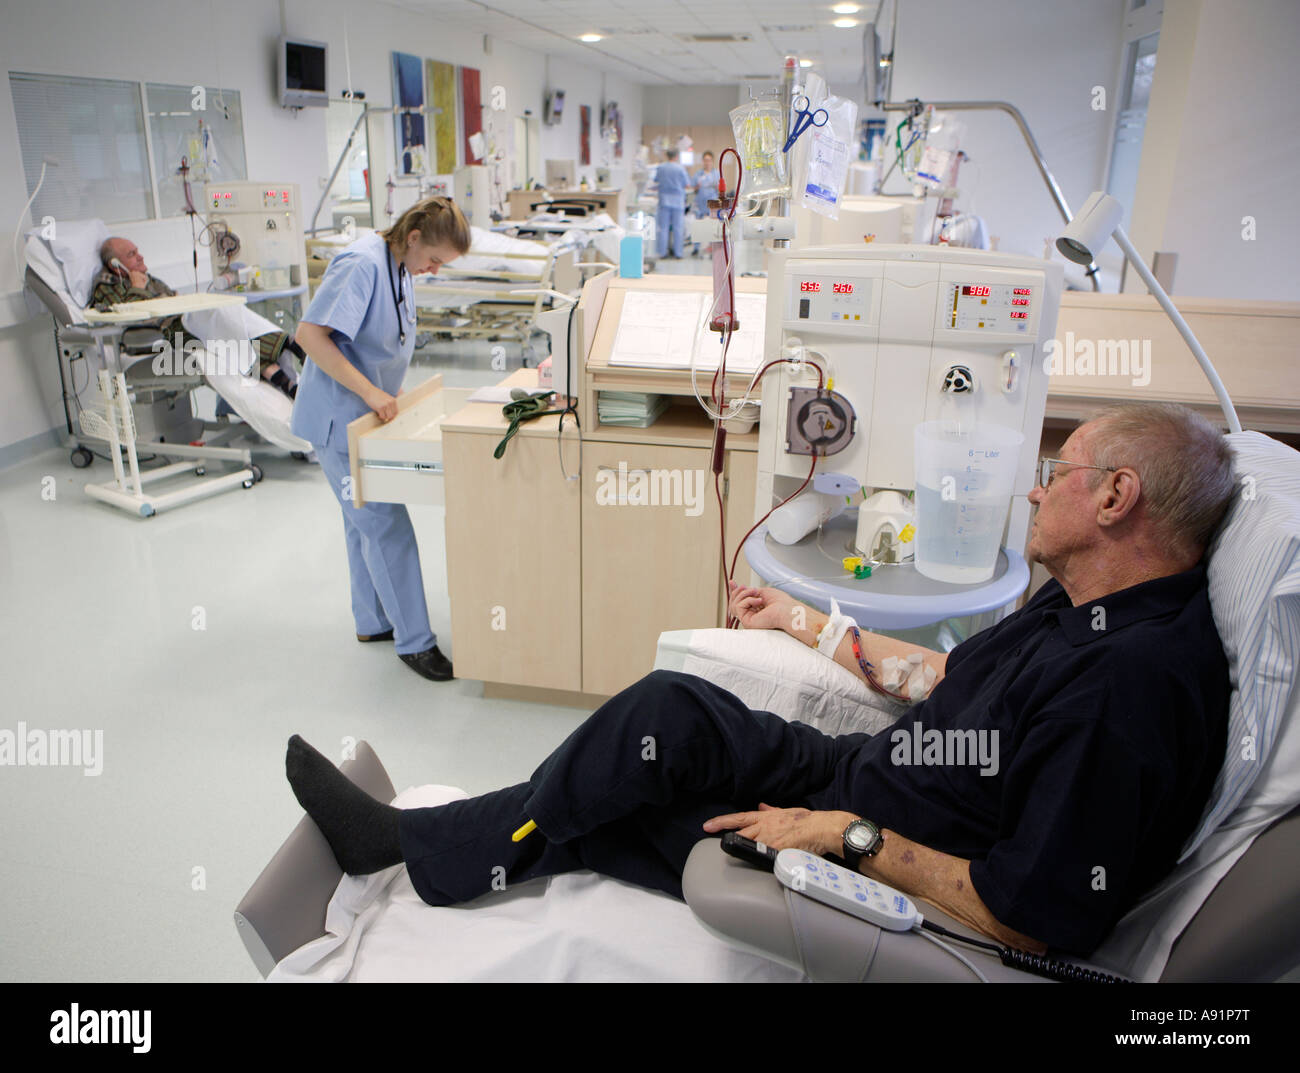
[1011,298,1029,306]
[1009,311,1028,320]
[833,282,854,294]
[962,285,991,297]
[1013,287,1032,296]
[800,281,821,293]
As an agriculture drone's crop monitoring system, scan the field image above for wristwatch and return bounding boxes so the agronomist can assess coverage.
[842,818,883,871]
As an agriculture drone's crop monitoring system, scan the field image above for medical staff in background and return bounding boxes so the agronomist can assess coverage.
[290,197,472,682]
[692,151,720,218]
[654,148,689,260]
[690,150,720,257]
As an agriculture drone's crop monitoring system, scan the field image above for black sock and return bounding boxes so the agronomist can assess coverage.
[284,339,306,361]
[285,735,404,875]
[269,368,296,398]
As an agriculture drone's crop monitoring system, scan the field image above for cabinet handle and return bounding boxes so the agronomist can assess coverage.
[596,465,654,476]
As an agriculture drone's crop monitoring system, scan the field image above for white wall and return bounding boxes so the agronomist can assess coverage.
[1129,0,1300,300]
[642,85,741,127]
[0,0,643,454]
[882,0,1128,268]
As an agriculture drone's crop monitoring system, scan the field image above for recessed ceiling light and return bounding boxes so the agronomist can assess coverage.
[580,34,602,43]
[799,59,813,68]
[832,3,861,13]
[833,19,858,29]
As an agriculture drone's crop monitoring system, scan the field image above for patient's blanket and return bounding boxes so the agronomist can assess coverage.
[269,784,806,983]
[182,303,309,453]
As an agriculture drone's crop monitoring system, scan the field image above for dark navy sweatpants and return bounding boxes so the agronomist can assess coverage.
[397,670,867,906]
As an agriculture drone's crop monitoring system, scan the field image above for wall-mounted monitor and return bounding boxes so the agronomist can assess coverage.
[280,37,328,109]
[544,89,565,127]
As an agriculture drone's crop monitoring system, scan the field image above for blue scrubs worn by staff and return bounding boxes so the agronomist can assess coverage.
[693,164,720,218]
[654,154,689,259]
[291,226,450,680]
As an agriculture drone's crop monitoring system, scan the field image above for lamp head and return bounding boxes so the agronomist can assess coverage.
[1056,191,1123,264]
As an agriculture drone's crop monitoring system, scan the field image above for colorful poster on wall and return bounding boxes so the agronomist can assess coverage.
[392,51,426,175]
[580,105,591,166]
[460,67,482,164]
[427,59,457,174]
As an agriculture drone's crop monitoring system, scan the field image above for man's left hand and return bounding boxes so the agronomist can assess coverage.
[702,804,856,857]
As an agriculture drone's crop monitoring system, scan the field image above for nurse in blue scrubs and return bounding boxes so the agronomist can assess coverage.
[291,197,472,681]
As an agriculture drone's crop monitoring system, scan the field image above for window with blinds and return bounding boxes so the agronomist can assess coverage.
[10,72,154,225]
[10,72,248,227]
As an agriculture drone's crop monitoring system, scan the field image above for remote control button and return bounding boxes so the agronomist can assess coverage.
[855,893,867,902]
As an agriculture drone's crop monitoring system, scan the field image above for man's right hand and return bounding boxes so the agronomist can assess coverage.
[129,270,149,290]
[727,580,801,633]
[366,387,399,422]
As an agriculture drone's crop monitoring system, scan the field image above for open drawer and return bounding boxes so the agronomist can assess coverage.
[346,374,475,507]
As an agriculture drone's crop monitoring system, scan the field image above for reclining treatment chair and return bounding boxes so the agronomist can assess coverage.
[23,219,309,515]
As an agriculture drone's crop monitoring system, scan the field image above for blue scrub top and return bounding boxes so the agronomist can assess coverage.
[693,168,720,215]
[655,162,689,210]
[290,231,417,449]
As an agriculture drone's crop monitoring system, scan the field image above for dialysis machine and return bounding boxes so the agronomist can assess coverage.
[204,181,307,292]
[755,244,1063,569]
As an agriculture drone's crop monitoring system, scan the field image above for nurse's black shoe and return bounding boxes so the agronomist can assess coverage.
[400,645,454,681]
[356,629,394,642]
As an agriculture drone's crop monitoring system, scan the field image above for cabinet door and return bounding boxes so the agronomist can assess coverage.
[582,440,722,696]
[444,428,582,691]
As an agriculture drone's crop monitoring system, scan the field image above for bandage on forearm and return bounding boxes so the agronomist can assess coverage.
[814,598,855,656]
[879,654,938,701]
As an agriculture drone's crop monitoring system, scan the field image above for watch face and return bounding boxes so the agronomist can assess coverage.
[846,821,876,851]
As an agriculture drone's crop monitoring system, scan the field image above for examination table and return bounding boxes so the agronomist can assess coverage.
[237,430,1300,982]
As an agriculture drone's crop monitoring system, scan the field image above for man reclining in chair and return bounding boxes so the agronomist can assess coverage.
[285,401,1236,959]
[90,237,305,399]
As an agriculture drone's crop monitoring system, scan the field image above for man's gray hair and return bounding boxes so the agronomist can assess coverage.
[1086,402,1236,553]
[99,238,119,267]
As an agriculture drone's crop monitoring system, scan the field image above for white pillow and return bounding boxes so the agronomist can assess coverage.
[44,218,110,308]
[653,628,905,737]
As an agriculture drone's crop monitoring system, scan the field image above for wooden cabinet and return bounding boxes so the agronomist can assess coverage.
[580,440,722,696]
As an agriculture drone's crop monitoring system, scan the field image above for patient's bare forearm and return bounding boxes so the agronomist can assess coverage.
[787,607,947,687]
[864,829,1046,954]
[295,322,378,403]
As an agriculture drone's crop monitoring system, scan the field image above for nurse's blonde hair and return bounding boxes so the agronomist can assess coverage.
[380,196,472,257]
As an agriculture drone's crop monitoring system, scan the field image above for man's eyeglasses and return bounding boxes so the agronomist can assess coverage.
[1037,457,1119,489]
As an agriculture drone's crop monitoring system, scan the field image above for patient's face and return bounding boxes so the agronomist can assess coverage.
[1026,424,1103,573]
[108,239,147,275]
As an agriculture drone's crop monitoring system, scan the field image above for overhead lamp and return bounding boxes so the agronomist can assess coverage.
[832,3,862,13]
[580,34,602,43]
[799,59,814,68]
[1057,192,1241,432]
[833,18,858,29]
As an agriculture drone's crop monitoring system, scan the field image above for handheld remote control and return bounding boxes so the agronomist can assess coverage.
[773,849,920,931]
[720,831,778,871]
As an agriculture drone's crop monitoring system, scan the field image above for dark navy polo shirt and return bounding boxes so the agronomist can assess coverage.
[813,563,1229,956]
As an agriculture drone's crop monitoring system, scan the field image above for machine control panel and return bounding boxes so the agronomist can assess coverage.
[941,282,1035,333]
[791,276,874,325]
[207,186,296,211]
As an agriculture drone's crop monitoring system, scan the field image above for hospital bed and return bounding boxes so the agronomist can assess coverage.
[23,221,310,514]
[309,225,613,351]
[236,428,1299,982]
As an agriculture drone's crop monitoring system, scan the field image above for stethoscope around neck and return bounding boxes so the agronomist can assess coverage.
[386,248,411,345]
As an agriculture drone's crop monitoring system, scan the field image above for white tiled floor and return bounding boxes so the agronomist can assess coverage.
[0,352,596,981]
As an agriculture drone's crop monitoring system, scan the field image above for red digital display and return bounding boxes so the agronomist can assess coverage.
[1011,298,1029,306]
[800,281,821,293]
[833,282,854,294]
[962,285,991,297]
[1013,287,1032,296]
[1009,311,1028,320]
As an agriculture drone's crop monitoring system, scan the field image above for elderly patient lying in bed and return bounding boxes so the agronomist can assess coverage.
[286,401,1236,959]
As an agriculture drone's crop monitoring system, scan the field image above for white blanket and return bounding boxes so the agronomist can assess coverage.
[268,784,805,983]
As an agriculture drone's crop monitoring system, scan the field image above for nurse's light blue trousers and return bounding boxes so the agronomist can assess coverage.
[316,444,437,656]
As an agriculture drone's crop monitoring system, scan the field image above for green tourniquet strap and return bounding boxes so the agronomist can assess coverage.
[494,391,557,459]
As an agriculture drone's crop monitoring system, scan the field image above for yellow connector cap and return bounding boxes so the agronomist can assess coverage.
[511,820,538,842]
